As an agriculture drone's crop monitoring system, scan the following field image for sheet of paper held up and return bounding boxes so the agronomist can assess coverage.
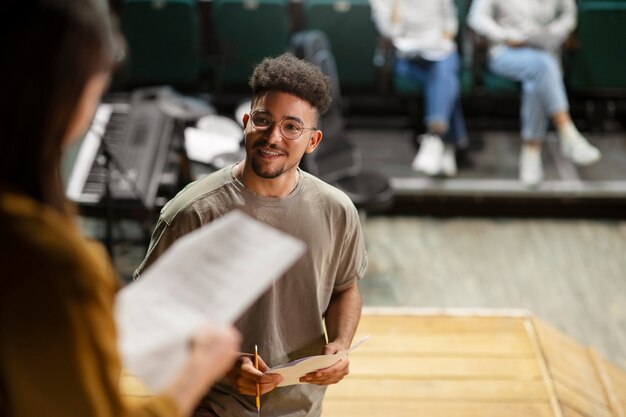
[267,336,370,387]
[115,210,306,392]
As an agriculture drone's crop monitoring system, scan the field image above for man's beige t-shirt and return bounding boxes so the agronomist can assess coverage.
[134,165,368,417]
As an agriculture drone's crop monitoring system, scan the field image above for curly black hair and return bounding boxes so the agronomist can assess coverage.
[249,53,332,115]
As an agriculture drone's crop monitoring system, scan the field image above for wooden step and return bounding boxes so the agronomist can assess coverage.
[321,309,626,417]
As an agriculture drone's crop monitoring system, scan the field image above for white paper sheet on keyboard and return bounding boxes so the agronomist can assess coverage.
[184,126,240,164]
[115,210,306,391]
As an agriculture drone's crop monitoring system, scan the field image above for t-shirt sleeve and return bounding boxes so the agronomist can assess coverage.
[133,207,203,279]
[333,204,368,291]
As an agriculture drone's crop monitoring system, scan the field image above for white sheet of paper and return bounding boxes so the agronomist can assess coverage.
[266,336,370,387]
[115,210,306,391]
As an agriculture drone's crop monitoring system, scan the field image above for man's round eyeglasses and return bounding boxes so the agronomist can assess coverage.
[249,110,317,141]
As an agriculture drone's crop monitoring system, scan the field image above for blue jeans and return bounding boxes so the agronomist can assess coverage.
[395,52,467,146]
[489,47,569,141]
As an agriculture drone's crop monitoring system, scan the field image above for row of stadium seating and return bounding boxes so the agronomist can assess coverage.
[117,0,626,100]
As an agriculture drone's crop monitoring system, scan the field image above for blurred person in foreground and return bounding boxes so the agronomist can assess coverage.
[468,0,601,186]
[0,1,240,416]
[371,0,468,177]
[134,53,367,417]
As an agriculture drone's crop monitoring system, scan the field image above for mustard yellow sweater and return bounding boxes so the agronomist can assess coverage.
[0,190,178,417]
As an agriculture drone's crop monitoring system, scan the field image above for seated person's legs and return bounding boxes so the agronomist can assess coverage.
[402,53,466,177]
[446,97,468,150]
[425,52,464,143]
[489,47,600,186]
[553,112,601,167]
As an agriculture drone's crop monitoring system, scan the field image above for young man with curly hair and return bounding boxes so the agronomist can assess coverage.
[134,53,368,417]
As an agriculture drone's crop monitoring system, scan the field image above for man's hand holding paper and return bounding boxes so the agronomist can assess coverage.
[263,336,369,387]
[299,341,350,385]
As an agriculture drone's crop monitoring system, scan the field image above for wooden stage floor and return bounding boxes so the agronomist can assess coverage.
[322,309,626,417]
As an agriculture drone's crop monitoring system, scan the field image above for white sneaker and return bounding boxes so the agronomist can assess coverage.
[519,145,544,187]
[441,145,457,177]
[560,133,601,166]
[412,134,444,176]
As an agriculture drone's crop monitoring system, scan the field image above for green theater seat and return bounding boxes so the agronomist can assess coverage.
[121,0,199,88]
[480,71,520,94]
[567,1,626,93]
[212,0,290,92]
[303,0,379,92]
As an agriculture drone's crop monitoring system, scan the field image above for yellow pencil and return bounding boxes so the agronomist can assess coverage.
[254,345,260,416]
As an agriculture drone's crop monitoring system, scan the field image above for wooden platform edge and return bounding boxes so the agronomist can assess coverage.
[590,348,626,417]
[526,318,564,417]
[362,307,532,317]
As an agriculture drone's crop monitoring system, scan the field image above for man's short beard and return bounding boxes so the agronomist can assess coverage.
[250,157,287,179]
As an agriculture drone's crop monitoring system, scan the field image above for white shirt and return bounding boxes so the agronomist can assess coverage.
[468,0,577,55]
[370,0,458,61]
